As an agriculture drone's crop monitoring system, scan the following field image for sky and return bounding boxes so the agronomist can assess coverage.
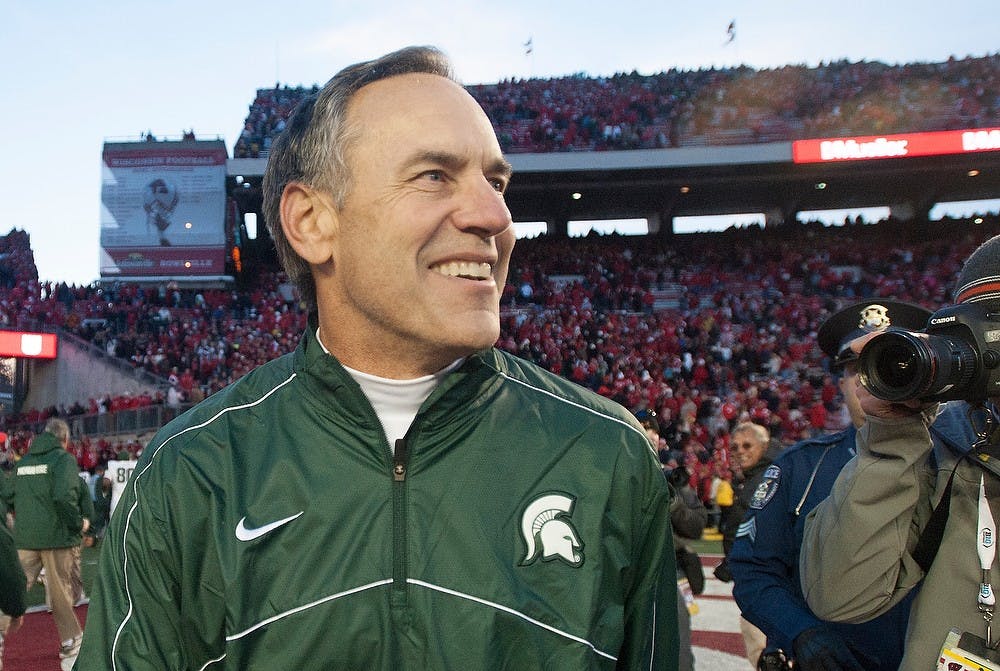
[1,0,997,286]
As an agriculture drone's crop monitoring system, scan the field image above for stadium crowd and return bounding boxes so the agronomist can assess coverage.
[233,54,999,157]
[2,213,998,515]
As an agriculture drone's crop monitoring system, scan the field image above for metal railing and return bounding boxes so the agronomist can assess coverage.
[9,403,193,441]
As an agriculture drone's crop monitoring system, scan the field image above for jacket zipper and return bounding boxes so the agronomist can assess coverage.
[393,438,407,482]
[391,437,408,607]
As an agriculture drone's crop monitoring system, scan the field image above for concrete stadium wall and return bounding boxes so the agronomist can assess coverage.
[23,334,163,411]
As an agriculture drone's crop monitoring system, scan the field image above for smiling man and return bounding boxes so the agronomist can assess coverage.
[78,46,678,670]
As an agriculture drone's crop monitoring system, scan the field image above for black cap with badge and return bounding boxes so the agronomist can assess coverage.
[635,408,659,434]
[817,301,933,371]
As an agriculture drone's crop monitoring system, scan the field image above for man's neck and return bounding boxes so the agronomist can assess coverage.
[315,326,459,380]
[340,354,464,450]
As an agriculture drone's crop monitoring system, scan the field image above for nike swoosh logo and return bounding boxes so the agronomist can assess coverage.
[235,511,304,542]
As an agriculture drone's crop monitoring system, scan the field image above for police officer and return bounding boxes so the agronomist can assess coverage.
[728,301,931,671]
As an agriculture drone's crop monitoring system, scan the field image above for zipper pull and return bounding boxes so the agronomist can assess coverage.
[393,438,407,481]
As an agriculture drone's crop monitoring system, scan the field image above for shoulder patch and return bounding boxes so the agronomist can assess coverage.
[736,517,757,543]
[749,465,781,510]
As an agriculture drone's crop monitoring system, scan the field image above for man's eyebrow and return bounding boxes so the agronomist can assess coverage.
[490,158,514,180]
[403,151,513,179]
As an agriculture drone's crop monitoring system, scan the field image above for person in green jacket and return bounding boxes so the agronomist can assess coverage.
[0,522,27,671]
[1,418,85,670]
[79,45,678,670]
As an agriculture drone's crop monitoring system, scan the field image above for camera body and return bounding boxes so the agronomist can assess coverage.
[857,301,1000,402]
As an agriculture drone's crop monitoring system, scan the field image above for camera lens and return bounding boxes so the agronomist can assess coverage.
[858,331,977,402]
[858,332,931,401]
[871,339,922,390]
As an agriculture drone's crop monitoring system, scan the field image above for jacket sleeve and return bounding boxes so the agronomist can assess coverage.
[800,414,933,623]
[52,453,84,534]
[0,474,11,517]
[77,476,95,522]
[616,447,678,670]
[77,442,226,670]
[729,456,821,651]
[0,525,26,617]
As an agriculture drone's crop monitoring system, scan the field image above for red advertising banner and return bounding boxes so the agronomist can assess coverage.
[0,331,58,359]
[102,246,227,276]
[792,127,1000,163]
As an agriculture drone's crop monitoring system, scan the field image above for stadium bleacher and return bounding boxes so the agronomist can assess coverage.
[234,55,999,158]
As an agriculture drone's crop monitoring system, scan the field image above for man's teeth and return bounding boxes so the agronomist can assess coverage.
[432,261,492,279]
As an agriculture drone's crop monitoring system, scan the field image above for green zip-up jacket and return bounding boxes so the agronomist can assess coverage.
[0,524,26,617]
[79,325,678,670]
[2,431,85,549]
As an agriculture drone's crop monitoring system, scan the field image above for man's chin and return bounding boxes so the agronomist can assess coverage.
[449,315,500,350]
[462,330,501,354]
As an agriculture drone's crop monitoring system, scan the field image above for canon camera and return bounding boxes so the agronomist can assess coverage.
[857,301,1000,402]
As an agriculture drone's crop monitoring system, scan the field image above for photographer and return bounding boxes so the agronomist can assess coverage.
[801,234,1000,671]
[730,301,928,671]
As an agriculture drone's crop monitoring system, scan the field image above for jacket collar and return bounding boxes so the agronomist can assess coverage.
[28,432,62,456]
[292,315,505,431]
[931,400,998,456]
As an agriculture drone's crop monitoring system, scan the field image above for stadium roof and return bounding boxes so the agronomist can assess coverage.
[228,132,1000,230]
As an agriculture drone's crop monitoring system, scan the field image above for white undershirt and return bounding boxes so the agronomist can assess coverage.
[316,328,463,450]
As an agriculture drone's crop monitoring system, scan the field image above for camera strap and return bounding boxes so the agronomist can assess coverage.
[914,404,997,575]
[912,466,955,574]
[978,473,998,645]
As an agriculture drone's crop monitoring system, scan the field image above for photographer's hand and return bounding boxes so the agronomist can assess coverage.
[854,378,932,420]
[850,333,936,421]
[792,626,869,671]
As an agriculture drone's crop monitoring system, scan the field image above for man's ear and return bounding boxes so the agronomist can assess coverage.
[279,182,338,265]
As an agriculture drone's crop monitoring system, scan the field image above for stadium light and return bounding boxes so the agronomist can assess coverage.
[245,213,258,240]
[571,192,582,200]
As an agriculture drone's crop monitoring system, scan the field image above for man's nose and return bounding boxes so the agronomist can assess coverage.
[452,176,512,238]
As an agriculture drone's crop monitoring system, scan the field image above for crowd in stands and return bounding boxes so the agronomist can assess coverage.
[2,213,999,512]
[233,54,999,157]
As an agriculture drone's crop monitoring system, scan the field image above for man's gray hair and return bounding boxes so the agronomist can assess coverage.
[262,45,457,312]
[44,417,70,443]
[732,421,770,447]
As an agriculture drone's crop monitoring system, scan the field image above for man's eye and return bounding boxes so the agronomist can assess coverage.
[422,171,444,182]
[490,178,508,193]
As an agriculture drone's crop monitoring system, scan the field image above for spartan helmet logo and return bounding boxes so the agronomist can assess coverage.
[857,304,891,332]
[520,493,584,568]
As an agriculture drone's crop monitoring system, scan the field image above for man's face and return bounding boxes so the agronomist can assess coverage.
[320,73,515,377]
[731,430,766,470]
